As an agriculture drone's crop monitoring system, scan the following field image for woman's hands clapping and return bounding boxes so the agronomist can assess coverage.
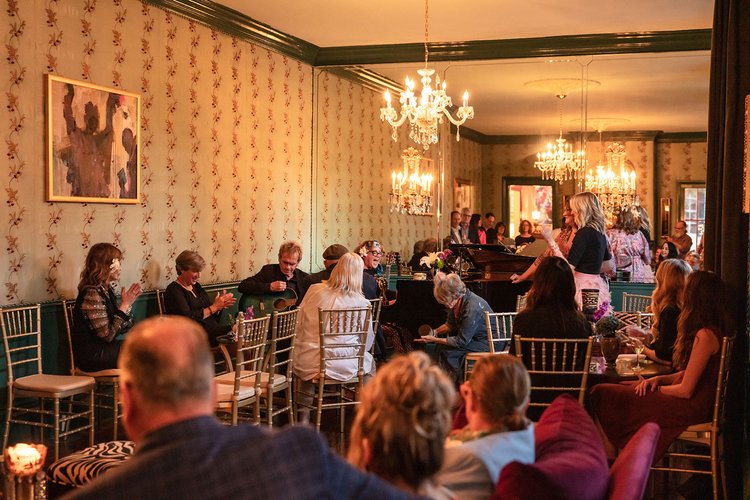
[212,290,236,312]
[119,283,142,313]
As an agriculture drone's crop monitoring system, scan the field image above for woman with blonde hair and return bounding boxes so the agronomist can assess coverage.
[415,272,492,383]
[348,351,456,499]
[542,191,613,308]
[607,206,654,282]
[293,252,374,384]
[627,258,691,364]
[436,355,535,499]
[72,243,142,371]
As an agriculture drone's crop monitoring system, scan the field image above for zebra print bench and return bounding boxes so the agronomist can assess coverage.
[47,440,135,488]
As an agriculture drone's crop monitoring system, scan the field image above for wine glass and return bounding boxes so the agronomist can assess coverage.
[628,336,645,373]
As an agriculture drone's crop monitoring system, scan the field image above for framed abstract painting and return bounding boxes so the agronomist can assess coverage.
[46,74,140,203]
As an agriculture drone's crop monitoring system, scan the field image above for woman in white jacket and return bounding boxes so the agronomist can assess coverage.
[293,252,374,385]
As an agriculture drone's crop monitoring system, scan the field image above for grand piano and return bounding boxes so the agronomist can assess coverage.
[381,244,535,336]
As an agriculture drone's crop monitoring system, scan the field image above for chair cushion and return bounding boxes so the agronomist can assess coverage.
[14,374,95,393]
[495,394,609,500]
[215,371,287,389]
[75,367,120,378]
[215,382,256,402]
[47,440,135,487]
[608,422,660,500]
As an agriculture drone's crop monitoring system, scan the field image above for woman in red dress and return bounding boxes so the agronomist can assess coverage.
[590,271,733,460]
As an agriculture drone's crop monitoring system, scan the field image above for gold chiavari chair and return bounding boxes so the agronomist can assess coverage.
[2,304,95,460]
[513,335,593,418]
[62,299,121,440]
[295,306,370,451]
[155,289,166,315]
[621,292,652,312]
[650,336,734,500]
[515,293,528,312]
[214,313,269,425]
[463,312,516,381]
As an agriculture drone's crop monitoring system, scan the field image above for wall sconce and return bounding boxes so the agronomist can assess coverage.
[660,197,671,235]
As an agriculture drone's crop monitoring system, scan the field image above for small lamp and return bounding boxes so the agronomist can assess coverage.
[2,443,47,500]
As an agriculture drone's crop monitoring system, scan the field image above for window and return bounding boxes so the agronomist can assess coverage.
[680,183,706,251]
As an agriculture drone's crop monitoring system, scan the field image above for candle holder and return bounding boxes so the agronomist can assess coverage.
[2,443,47,500]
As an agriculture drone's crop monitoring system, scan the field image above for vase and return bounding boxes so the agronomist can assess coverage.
[600,335,621,366]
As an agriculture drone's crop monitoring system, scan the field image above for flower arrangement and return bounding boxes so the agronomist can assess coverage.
[420,249,453,271]
[594,314,621,338]
[592,300,612,322]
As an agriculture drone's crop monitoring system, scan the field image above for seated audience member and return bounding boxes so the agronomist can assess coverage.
[468,214,485,244]
[293,253,375,420]
[348,352,456,499]
[665,220,693,259]
[484,213,497,244]
[656,241,679,269]
[408,240,426,272]
[514,219,536,247]
[494,221,515,247]
[685,251,701,271]
[459,207,472,243]
[435,355,535,500]
[511,256,592,419]
[415,273,491,384]
[591,271,732,460]
[628,258,692,365]
[300,244,378,300]
[72,243,141,372]
[163,250,235,347]
[238,241,308,303]
[445,210,462,247]
[64,316,412,500]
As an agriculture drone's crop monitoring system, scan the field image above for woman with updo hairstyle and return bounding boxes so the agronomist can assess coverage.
[348,351,456,499]
[72,243,142,371]
[163,250,236,347]
[435,355,535,499]
[416,273,492,383]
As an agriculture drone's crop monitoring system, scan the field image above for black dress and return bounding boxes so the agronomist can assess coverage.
[515,235,536,247]
[163,281,231,347]
[72,286,133,372]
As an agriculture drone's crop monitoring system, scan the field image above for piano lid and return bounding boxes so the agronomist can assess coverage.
[449,244,535,274]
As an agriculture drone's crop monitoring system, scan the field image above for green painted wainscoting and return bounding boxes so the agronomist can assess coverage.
[0,281,241,437]
[609,281,656,311]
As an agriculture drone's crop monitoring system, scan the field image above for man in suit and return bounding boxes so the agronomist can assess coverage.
[300,244,378,300]
[459,207,472,243]
[65,316,415,500]
[444,210,462,247]
[238,240,309,303]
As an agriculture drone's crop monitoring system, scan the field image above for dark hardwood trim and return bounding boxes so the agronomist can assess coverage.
[315,30,712,67]
[144,0,319,64]
[655,132,708,143]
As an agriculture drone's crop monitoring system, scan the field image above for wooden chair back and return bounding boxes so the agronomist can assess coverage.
[155,289,165,315]
[621,292,651,312]
[233,314,270,393]
[62,299,77,375]
[317,307,371,380]
[267,309,299,383]
[1,304,43,382]
[485,312,515,354]
[513,335,593,409]
[515,293,528,312]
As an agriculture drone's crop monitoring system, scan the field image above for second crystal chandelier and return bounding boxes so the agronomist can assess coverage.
[534,93,587,183]
[379,0,474,150]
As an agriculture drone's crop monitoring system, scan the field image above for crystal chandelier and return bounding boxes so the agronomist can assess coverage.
[390,147,433,215]
[379,0,474,150]
[534,93,587,183]
[584,141,639,220]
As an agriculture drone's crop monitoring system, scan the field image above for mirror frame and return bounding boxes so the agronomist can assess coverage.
[501,176,560,231]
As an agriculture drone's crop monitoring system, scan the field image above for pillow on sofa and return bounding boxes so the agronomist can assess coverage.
[494,394,609,500]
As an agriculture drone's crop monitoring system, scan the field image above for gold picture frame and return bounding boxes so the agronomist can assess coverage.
[46,74,141,204]
[744,94,750,213]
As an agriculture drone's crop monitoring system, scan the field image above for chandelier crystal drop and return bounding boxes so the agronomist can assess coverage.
[584,141,639,220]
[379,0,474,150]
[389,147,433,215]
[534,94,587,183]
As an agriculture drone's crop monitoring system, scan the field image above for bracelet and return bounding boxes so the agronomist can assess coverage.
[208,306,215,315]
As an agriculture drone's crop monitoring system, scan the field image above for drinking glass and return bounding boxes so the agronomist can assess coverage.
[628,336,645,373]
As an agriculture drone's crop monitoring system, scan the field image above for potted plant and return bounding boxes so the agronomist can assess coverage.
[594,313,622,366]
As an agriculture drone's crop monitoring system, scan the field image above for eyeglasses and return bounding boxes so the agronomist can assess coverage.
[368,251,383,257]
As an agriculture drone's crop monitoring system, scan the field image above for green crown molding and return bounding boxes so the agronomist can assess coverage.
[315,30,712,67]
[324,67,402,93]
[655,132,708,143]
[143,2,710,69]
[144,0,319,64]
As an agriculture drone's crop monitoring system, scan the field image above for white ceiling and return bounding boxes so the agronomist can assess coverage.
[216,0,714,136]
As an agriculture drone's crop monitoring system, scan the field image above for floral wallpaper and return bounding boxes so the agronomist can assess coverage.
[1,0,313,305]
[655,141,708,231]
[0,0,484,305]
